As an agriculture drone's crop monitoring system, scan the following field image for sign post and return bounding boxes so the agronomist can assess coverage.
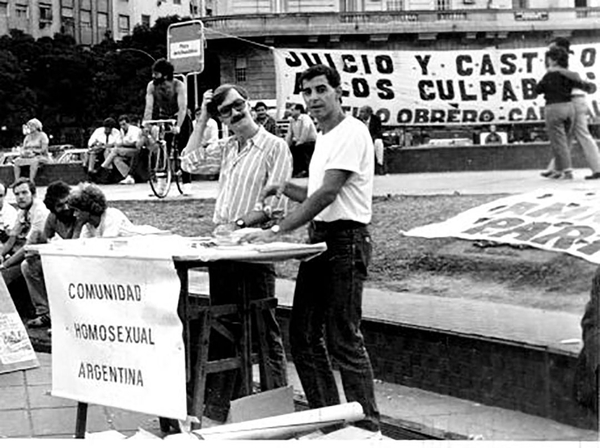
[167,20,205,74]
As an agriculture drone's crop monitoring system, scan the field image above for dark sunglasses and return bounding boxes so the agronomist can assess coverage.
[217,99,246,118]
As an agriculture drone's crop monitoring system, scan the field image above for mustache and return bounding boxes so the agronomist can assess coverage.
[230,114,244,124]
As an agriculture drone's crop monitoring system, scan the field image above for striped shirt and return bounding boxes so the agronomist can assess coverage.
[211,126,292,225]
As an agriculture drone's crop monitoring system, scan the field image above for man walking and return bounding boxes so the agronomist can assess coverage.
[285,103,317,177]
[244,64,381,435]
[181,84,292,422]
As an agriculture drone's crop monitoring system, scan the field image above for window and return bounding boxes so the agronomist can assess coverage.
[80,10,91,26]
[386,0,403,10]
[174,0,181,4]
[141,14,151,27]
[119,14,130,35]
[436,0,450,10]
[63,0,74,6]
[0,2,8,17]
[98,12,108,28]
[98,0,108,12]
[80,0,91,9]
[40,3,53,22]
[235,57,247,83]
[16,4,29,18]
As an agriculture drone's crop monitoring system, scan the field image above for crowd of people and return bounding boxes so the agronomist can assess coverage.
[2,45,597,435]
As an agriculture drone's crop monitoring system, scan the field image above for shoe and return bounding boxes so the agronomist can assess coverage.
[366,430,383,440]
[585,172,600,180]
[181,183,192,196]
[27,314,51,328]
[540,171,554,178]
[548,171,573,180]
[119,175,135,185]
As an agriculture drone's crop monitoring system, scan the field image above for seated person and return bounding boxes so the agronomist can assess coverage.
[100,114,142,185]
[85,118,121,176]
[13,119,51,182]
[22,181,78,328]
[0,183,18,243]
[0,178,49,319]
[68,182,137,238]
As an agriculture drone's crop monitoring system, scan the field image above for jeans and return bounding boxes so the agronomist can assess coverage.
[545,102,575,171]
[203,261,287,421]
[290,221,380,432]
[21,255,48,316]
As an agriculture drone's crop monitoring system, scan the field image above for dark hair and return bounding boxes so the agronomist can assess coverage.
[44,181,71,211]
[550,37,574,54]
[11,177,35,196]
[103,117,117,129]
[546,47,569,69]
[298,64,341,89]
[292,103,305,114]
[118,114,130,123]
[152,58,174,80]
[254,101,267,110]
[67,182,107,216]
[209,84,249,116]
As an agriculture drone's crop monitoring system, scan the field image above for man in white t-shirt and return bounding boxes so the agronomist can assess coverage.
[244,64,380,436]
[100,114,143,185]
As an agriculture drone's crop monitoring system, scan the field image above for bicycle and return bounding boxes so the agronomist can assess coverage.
[141,119,184,198]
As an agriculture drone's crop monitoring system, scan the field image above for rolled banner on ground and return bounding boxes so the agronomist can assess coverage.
[195,402,365,440]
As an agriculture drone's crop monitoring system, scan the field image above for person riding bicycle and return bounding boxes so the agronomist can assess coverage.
[143,58,193,195]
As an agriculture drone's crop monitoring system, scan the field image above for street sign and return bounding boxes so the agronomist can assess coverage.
[167,20,205,74]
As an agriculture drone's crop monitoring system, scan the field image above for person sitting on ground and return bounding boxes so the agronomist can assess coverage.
[68,182,137,238]
[22,181,78,328]
[13,119,51,183]
[254,102,279,136]
[0,178,49,319]
[100,114,142,185]
[0,183,18,244]
[85,118,121,178]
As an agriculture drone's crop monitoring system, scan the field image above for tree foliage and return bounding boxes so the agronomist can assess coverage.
[0,15,190,148]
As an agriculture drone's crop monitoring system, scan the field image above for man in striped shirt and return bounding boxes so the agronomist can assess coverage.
[182,84,293,422]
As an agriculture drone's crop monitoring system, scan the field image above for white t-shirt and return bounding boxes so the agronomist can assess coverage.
[120,124,142,147]
[80,207,136,238]
[308,116,374,224]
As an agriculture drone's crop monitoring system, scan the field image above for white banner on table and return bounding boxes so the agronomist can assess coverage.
[40,250,186,419]
[404,190,600,265]
[273,44,600,126]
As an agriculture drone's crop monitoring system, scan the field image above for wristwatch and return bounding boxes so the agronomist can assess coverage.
[235,218,246,229]
[270,224,281,234]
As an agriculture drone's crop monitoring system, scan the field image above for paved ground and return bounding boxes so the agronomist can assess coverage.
[1,169,599,440]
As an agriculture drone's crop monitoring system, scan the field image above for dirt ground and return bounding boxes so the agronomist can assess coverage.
[117,195,595,316]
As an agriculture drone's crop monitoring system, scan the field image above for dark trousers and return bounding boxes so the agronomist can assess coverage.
[290,221,380,432]
[291,141,315,176]
[202,261,287,422]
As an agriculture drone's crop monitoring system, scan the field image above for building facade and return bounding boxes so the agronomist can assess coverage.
[0,0,197,45]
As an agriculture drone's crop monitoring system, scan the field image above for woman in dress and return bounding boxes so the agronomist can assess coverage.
[13,118,51,182]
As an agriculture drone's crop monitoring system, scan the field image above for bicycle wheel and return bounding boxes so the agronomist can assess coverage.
[171,149,184,195]
[148,142,172,198]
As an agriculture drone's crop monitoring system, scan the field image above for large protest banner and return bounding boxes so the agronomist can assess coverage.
[0,277,38,374]
[273,44,600,126]
[404,190,600,265]
[39,244,186,419]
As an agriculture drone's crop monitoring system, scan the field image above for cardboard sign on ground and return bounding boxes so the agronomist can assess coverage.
[0,276,39,374]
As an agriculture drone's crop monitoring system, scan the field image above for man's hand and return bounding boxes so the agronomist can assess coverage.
[259,184,285,203]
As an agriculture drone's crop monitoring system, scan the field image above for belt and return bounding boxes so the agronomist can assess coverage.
[312,220,367,231]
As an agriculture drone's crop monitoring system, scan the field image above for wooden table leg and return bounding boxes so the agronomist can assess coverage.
[75,402,88,439]
[239,277,252,396]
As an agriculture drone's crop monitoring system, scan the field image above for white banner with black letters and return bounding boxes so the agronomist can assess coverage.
[39,247,186,419]
[404,190,600,265]
[273,44,600,126]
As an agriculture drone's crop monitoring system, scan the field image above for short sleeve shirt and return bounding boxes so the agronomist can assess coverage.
[308,116,374,224]
[80,208,135,238]
[11,200,50,245]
